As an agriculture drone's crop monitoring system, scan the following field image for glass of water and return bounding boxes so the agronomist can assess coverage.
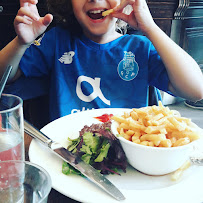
[0,94,24,161]
[0,160,52,203]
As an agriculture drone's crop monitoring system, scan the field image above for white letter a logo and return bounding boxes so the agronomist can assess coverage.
[76,76,110,105]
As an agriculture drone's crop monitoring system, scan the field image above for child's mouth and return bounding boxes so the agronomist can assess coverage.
[87,9,107,20]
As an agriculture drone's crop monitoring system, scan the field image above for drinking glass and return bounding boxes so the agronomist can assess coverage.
[0,94,24,161]
[0,160,52,203]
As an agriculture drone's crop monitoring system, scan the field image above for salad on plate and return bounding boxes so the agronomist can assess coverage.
[62,120,128,176]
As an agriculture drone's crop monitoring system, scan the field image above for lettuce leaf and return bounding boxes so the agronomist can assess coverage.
[62,161,81,175]
[83,132,101,153]
[94,140,110,162]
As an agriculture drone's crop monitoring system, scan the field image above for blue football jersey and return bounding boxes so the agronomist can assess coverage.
[8,26,170,122]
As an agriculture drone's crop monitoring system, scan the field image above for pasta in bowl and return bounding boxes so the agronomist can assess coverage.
[111,102,202,176]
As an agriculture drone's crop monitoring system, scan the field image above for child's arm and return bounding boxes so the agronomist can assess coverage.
[0,0,53,83]
[113,0,203,101]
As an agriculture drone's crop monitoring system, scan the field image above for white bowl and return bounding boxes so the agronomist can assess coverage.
[111,121,196,176]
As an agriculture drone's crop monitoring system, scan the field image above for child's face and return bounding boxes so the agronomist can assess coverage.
[71,0,120,41]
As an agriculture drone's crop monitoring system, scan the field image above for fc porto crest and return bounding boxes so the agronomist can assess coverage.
[117,51,139,81]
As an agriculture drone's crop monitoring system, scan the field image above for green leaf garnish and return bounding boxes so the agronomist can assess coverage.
[94,139,110,162]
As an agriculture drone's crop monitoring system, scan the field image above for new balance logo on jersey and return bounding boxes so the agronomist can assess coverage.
[58,51,75,64]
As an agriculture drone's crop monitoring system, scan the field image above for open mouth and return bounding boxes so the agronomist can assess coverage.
[87,9,107,20]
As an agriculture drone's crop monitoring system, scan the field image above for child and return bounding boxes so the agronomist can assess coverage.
[0,0,203,123]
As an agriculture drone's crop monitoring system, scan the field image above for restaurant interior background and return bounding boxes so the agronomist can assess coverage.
[0,0,202,128]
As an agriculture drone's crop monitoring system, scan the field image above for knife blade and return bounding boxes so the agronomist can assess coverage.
[24,120,125,201]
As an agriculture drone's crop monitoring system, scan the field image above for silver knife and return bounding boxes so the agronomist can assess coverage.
[24,120,125,201]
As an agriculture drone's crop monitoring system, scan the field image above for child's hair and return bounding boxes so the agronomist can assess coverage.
[46,0,80,32]
[46,0,132,34]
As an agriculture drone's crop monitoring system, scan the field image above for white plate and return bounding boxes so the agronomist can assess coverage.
[29,108,203,203]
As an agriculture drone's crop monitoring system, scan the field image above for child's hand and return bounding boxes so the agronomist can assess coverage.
[14,0,53,45]
[112,0,156,35]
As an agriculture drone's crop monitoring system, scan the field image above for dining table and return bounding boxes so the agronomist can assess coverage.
[24,132,80,203]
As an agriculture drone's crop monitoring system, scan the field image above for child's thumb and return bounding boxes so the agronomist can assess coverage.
[42,14,53,27]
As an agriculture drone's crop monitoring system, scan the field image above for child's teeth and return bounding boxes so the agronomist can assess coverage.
[90,10,103,14]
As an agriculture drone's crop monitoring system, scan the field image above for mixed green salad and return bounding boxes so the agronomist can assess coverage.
[62,121,127,176]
